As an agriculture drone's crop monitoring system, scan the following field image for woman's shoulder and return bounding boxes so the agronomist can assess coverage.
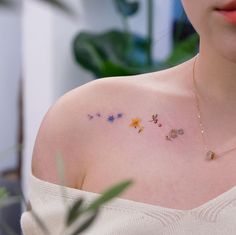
[31,59,193,189]
[70,58,192,100]
[30,75,141,189]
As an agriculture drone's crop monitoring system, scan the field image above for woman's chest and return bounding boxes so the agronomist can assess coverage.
[82,128,236,210]
[81,91,236,210]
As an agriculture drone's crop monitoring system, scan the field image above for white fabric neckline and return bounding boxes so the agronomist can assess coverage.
[29,171,236,215]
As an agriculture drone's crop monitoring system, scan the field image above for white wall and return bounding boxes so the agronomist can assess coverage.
[22,0,173,196]
[0,2,21,172]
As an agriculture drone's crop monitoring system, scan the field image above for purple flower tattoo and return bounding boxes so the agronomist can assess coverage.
[107,115,115,123]
[117,113,123,118]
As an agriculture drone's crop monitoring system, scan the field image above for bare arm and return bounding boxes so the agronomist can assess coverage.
[31,81,101,189]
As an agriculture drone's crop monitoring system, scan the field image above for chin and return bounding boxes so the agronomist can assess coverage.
[203,30,236,63]
[215,39,236,63]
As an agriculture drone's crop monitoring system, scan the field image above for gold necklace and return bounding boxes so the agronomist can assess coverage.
[192,54,236,160]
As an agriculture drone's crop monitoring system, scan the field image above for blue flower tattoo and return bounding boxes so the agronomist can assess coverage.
[107,115,115,123]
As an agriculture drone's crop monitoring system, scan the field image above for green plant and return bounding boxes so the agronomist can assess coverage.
[25,153,134,235]
[63,179,133,235]
[0,148,134,235]
[22,177,133,235]
[73,0,199,78]
[0,144,134,234]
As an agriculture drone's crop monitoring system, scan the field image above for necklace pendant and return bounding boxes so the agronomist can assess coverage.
[206,151,217,160]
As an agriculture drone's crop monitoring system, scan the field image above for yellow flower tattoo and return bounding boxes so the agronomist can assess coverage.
[129,118,141,128]
[129,118,144,133]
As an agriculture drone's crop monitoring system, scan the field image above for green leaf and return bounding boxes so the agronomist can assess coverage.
[73,32,105,77]
[69,209,99,235]
[66,198,84,226]
[65,179,133,233]
[114,0,140,17]
[165,33,199,67]
[73,30,150,77]
[81,179,134,214]
[63,180,133,234]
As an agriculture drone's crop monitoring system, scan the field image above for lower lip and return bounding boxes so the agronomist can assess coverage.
[217,10,236,24]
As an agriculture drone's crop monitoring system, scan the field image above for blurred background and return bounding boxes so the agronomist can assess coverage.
[0,0,198,234]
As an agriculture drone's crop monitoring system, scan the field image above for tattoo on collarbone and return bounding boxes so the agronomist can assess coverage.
[149,114,162,127]
[87,112,184,140]
[87,112,102,120]
[165,128,184,141]
[129,118,144,133]
[87,114,94,120]
[88,112,124,123]
[107,113,124,123]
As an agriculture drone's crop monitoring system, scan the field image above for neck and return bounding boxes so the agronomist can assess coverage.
[195,41,236,104]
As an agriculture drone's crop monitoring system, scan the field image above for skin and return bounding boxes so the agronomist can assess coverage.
[32,0,236,210]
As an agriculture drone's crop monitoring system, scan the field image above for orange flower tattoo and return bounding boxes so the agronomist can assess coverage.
[129,118,141,128]
[129,118,144,133]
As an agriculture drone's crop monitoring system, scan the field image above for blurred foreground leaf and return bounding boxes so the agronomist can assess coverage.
[66,208,100,235]
[65,179,133,234]
[85,180,134,212]
[66,198,85,226]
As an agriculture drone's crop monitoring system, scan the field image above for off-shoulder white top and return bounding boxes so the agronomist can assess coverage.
[21,172,236,235]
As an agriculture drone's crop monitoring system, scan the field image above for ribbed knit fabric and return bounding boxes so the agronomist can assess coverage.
[21,173,236,235]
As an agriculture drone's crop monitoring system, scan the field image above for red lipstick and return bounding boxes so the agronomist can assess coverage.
[216,0,236,24]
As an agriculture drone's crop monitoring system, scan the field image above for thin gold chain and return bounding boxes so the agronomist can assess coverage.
[192,54,236,160]
[192,55,207,151]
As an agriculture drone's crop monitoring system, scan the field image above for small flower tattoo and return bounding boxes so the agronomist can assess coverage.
[107,115,115,123]
[170,129,178,138]
[130,118,141,128]
[130,118,144,133]
[107,113,124,123]
[149,114,162,127]
[166,128,184,141]
[177,129,184,135]
[117,113,123,118]
[87,114,94,120]
[149,114,158,124]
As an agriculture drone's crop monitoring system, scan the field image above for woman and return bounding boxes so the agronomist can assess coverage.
[21,0,236,234]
